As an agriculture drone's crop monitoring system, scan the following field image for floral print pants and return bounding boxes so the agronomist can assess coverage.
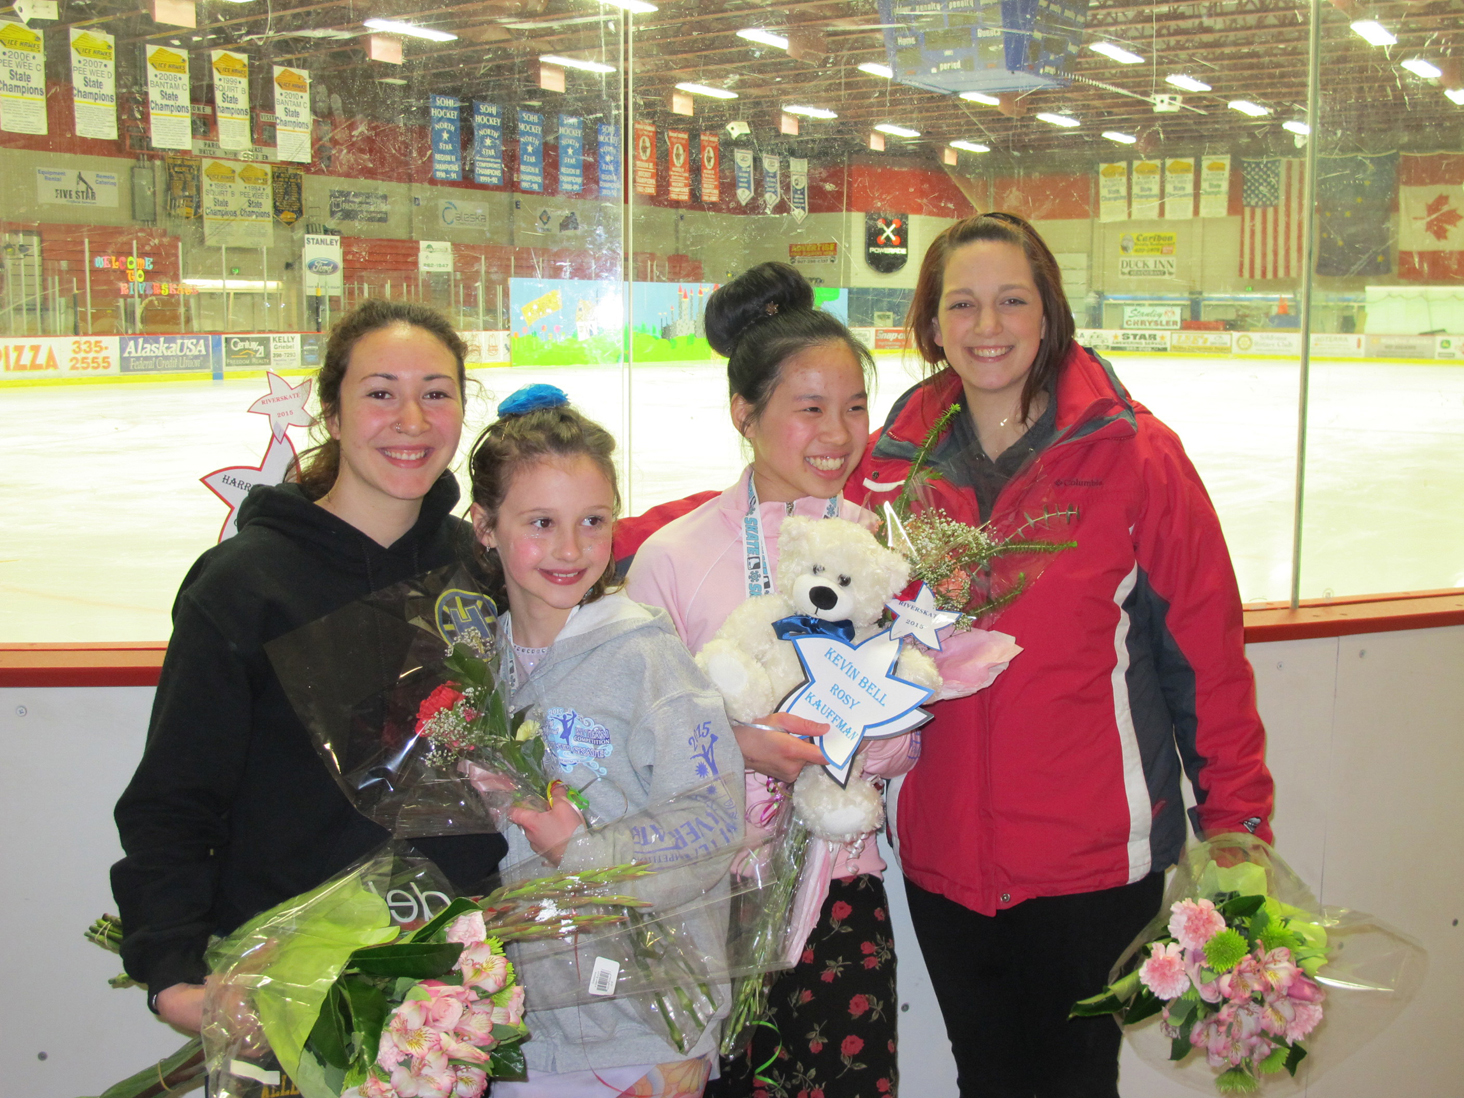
[707,874,899,1098]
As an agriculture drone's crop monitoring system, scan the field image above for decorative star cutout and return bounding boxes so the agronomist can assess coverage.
[780,629,933,786]
[885,583,961,650]
[201,433,297,542]
[247,371,314,441]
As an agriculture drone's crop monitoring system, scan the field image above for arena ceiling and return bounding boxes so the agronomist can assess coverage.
[74,0,1464,165]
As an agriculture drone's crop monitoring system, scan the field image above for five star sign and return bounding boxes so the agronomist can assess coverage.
[247,371,314,441]
[885,583,961,650]
[780,629,933,786]
[201,433,298,542]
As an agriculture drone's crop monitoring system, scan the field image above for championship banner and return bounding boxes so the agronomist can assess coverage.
[699,133,719,203]
[1199,154,1230,218]
[473,102,503,186]
[667,129,690,202]
[865,211,908,273]
[146,44,191,149]
[517,108,543,192]
[211,50,250,150]
[558,114,583,194]
[303,234,343,296]
[0,22,45,135]
[1098,161,1128,222]
[167,154,200,218]
[597,122,620,198]
[69,29,116,141]
[430,95,461,181]
[633,120,656,196]
[272,164,302,225]
[1164,157,1194,220]
[789,157,808,223]
[762,154,781,212]
[203,159,271,247]
[734,148,753,205]
[1131,159,1161,219]
[273,66,311,163]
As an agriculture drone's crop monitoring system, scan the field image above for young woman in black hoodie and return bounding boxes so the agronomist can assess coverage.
[112,300,506,1033]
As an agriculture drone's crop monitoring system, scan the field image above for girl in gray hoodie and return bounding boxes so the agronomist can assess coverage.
[466,385,742,1098]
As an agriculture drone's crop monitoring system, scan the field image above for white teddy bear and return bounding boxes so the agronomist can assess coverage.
[696,516,941,843]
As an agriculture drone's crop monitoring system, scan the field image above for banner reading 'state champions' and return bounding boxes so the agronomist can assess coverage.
[0,22,45,135]
[598,123,620,198]
[1098,162,1128,222]
[273,66,311,163]
[518,109,543,192]
[69,29,117,141]
[431,95,461,181]
[559,114,583,194]
[212,50,250,150]
[474,102,503,186]
[146,44,190,150]
[700,134,719,203]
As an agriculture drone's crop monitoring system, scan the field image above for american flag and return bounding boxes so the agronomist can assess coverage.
[1239,158,1306,279]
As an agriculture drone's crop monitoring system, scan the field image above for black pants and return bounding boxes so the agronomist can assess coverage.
[903,873,1164,1098]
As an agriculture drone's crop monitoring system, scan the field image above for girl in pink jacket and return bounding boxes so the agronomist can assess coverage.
[625,262,911,1098]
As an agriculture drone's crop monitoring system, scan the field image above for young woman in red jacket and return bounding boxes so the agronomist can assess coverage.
[848,213,1275,1097]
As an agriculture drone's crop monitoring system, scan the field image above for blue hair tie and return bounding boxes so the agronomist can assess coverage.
[498,384,569,417]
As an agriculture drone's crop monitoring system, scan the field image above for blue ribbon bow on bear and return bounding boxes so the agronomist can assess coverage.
[772,614,856,644]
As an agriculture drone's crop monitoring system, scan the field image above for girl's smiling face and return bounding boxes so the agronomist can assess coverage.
[932,239,1047,406]
[735,340,870,504]
[473,454,616,646]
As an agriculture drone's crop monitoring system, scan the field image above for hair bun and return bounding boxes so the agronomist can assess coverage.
[704,262,815,358]
[497,384,570,418]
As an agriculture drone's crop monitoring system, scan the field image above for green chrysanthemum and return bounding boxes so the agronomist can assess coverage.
[1203,928,1249,973]
[1216,1066,1261,1093]
[1258,1045,1291,1074]
[1257,922,1301,953]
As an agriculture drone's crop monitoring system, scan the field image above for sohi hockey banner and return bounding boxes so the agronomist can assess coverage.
[474,102,504,187]
[558,114,583,194]
[430,95,462,181]
[597,123,620,199]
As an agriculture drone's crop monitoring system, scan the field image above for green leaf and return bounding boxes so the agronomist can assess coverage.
[1123,987,1163,1026]
[346,941,464,978]
[1246,905,1271,945]
[342,979,389,1056]
[1166,997,1196,1027]
[1217,893,1266,920]
[306,984,351,1071]
[1169,1030,1192,1062]
[409,896,481,943]
[489,1042,528,1081]
[1284,1042,1308,1076]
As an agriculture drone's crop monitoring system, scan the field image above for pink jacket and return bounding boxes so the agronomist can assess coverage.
[623,468,919,895]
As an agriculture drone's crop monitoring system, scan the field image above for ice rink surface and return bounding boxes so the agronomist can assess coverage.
[2,352,1461,641]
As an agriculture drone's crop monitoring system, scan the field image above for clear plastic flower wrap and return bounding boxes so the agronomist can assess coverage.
[1072,833,1427,1094]
[264,563,561,837]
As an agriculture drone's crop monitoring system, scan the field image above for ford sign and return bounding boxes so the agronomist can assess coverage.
[307,257,340,275]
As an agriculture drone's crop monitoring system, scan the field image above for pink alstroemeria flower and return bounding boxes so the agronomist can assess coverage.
[391,1051,457,1098]
[1217,953,1267,1002]
[446,911,487,947]
[362,1070,395,1098]
[1139,941,1191,1000]
[1168,898,1227,952]
[454,1003,499,1045]
[1285,972,1326,1003]
[1184,947,1224,1003]
[1257,946,1298,994]
[490,985,526,1027]
[385,1000,442,1061]
[457,944,510,995]
[453,1065,489,1098]
[437,1032,491,1064]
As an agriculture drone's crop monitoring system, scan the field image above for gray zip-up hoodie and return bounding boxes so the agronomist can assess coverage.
[500,592,744,1076]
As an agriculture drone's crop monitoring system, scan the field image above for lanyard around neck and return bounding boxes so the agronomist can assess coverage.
[742,476,840,598]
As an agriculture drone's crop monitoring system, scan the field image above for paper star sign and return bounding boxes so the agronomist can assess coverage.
[247,371,314,441]
[201,433,297,542]
[886,583,961,650]
[780,629,933,786]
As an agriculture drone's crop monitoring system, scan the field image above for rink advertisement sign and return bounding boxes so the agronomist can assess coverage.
[1121,304,1182,330]
[0,336,120,381]
[36,168,119,207]
[328,190,388,223]
[789,242,838,266]
[303,234,343,296]
[1118,232,1178,278]
[222,334,271,370]
[120,334,213,374]
[1171,331,1233,353]
[1234,332,1301,356]
[865,212,909,273]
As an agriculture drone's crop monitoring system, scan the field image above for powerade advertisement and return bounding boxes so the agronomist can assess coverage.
[508,279,848,366]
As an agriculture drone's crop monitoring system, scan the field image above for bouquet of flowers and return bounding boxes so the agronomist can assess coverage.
[1072,834,1427,1094]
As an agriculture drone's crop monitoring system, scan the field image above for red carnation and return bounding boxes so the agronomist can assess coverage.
[416,684,464,728]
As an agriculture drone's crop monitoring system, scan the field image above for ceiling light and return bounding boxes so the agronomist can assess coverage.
[1401,58,1443,79]
[598,0,657,12]
[540,54,615,73]
[1447,87,1464,105]
[1165,73,1210,92]
[783,104,837,119]
[362,18,456,41]
[874,122,920,137]
[1102,130,1137,144]
[736,28,788,49]
[1349,20,1396,46]
[960,90,1000,105]
[858,62,892,79]
[1088,41,1144,64]
[1282,119,1310,135]
[183,279,282,291]
[949,140,989,153]
[675,82,738,99]
[1228,100,1270,117]
[377,77,407,85]
[1035,112,1080,127]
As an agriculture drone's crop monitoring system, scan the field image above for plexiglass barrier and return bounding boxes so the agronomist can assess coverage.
[0,0,1460,640]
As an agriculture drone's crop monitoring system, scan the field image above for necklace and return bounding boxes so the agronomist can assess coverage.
[743,476,840,597]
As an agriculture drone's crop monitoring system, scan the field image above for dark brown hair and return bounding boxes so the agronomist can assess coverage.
[293,299,469,498]
[906,212,1075,421]
[704,261,874,428]
[468,401,621,605]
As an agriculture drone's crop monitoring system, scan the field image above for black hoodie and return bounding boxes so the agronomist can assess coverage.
[112,473,507,998]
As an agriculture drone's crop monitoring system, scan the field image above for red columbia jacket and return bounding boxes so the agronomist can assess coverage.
[849,344,1274,916]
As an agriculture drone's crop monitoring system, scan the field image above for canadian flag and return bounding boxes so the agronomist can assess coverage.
[1398,153,1464,281]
